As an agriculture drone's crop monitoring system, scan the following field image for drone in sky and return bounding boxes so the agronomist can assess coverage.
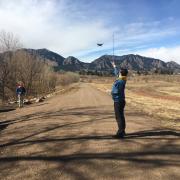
[97,43,103,46]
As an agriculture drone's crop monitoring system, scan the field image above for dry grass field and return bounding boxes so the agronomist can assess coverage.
[90,75,180,129]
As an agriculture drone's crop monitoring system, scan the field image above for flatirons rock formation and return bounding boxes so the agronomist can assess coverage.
[18,49,180,73]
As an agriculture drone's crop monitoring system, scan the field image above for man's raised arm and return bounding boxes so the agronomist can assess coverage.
[111,61,119,77]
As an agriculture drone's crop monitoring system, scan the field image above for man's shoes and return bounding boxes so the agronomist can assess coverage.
[122,130,126,136]
[112,133,124,139]
[113,130,126,139]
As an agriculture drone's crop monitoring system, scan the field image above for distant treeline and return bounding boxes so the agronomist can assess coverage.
[78,69,175,77]
[79,70,114,76]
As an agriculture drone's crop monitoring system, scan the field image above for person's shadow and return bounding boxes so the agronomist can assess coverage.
[126,130,180,138]
[0,123,9,132]
[0,108,15,113]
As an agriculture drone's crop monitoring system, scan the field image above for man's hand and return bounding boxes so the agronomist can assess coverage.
[111,61,116,68]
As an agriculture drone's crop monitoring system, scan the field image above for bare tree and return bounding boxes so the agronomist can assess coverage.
[0,30,58,103]
[9,50,57,97]
[0,30,21,52]
[0,30,21,101]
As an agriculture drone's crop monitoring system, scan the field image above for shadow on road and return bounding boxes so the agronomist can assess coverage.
[126,130,180,138]
[0,106,113,126]
[0,123,9,132]
[0,105,180,179]
[0,108,15,113]
[0,129,179,148]
[0,149,179,166]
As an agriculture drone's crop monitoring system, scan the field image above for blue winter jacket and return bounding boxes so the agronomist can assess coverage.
[16,86,26,95]
[111,67,126,102]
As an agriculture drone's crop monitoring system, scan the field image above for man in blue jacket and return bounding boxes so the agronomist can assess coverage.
[16,83,26,108]
[111,61,128,138]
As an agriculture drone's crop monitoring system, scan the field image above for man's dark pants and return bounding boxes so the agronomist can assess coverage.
[114,100,126,134]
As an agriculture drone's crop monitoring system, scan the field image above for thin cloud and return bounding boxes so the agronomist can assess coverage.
[135,46,180,63]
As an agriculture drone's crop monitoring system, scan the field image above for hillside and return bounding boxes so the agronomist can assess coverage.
[21,49,180,73]
[23,48,65,66]
[90,54,171,72]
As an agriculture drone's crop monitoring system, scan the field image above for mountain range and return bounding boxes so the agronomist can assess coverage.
[23,48,180,73]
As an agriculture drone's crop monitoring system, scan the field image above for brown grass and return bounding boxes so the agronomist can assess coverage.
[89,75,180,126]
[57,72,80,86]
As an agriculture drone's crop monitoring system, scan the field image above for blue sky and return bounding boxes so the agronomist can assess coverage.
[0,0,180,63]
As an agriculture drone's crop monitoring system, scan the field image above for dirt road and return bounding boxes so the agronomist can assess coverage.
[0,83,179,180]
